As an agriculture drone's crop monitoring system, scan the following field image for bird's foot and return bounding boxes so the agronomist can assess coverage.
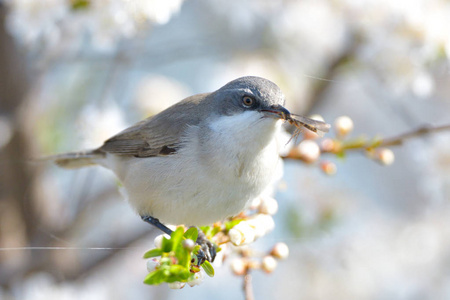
[195,228,217,265]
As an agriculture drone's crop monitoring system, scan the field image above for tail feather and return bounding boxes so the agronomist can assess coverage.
[43,149,105,169]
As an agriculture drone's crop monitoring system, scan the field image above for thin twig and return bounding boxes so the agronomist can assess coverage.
[281,123,450,162]
[243,272,254,300]
[379,124,450,147]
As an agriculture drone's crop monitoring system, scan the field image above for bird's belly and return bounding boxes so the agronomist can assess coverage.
[115,142,279,226]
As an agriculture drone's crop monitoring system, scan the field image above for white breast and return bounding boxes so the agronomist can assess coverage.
[106,111,282,226]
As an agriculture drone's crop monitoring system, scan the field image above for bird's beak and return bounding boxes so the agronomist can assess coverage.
[261,105,291,120]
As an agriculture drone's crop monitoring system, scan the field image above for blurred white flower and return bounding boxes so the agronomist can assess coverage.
[228,222,256,246]
[412,71,435,98]
[6,0,68,48]
[153,234,169,248]
[258,195,278,215]
[230,258,247,276]
[373,148,395,166]
[270,242,289,260]
[134,75,191,116]
[246,214,275,239]
[320,160,338,176]
[130,0,184,25]
[261,255,277,273]
[187,271,204,287]
[294,140,321,163]
[248,197,262,210]
[334,116,354,137]
[76,103,127,149]
[167,281,185,289]
[5,0,185,52]
[146,258,160,272]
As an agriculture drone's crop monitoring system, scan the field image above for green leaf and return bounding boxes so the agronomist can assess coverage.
[210,225,221,237]
[170,227,185,252]
[201,260,215,277]
[183,227,199,242]
[143,269,166,285]
[169,264,187,275]
[161,236,172,253]
[164,265,192,282]
[143,248,163,259]
[176,245,191,269]
[225,219,243,231]
[199,226,211,237]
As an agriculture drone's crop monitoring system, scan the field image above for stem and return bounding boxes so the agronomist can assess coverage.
[243,272,254,300]
[282,123,450,160]
[379,124,450,147]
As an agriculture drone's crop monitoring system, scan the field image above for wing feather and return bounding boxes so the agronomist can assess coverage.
[97,93,211,157]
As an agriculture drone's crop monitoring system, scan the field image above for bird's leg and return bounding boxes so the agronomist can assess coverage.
[195,227,217,264]
[141,215,173,235]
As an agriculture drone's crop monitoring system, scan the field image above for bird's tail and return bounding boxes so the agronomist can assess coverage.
[42,149,105,169]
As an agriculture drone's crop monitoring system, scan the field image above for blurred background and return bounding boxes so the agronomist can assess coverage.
[1,0,450,299]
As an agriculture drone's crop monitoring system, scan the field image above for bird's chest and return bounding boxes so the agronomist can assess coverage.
[206,139,279,187]
[196,117,281,189]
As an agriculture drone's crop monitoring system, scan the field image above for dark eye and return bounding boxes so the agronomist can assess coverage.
[242,96,254,107]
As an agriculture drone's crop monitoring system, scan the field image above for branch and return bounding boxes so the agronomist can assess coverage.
[243,272,254,300]
[379,124,450,147]
[281,123,450,167]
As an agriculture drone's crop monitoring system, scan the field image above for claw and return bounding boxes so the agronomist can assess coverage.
[196,248,206,265]
[194,228,217,264]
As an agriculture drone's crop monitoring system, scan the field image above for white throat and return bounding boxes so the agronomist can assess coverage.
[199,110,282,180]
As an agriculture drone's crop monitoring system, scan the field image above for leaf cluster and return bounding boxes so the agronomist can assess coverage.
[143,227,214,285]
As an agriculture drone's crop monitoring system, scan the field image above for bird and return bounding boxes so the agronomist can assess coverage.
[49,76,329,261]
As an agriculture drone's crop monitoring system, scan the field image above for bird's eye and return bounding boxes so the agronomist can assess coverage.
[242,96,254,107]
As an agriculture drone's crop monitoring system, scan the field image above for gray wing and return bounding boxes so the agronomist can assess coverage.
[98,93,212,157]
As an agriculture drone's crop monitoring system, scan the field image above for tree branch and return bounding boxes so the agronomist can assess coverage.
[243,272,254,300]
[379,124,450,147]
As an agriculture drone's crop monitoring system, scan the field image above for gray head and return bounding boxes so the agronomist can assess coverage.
[211,76,290,119]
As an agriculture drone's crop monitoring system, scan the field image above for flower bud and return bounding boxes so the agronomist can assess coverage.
[320,138,337,152]
[247,214,275,238]
[168,282,186,289]
[261,256,277,273]
[270,243,289,260]
[154,235,163,248]
[182,239,195,251]
[334,116,354,137]
[295,140,320,163]
[230,258,248,276]
[228,222,255,246]
[154,234,170,248]
[258,196,278,215]
[187,271,204,287]
[320,160,337,175]
[374,148,395,165]
[249,197,262,210]
[228,228,244,246]
[146,258,160,272]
